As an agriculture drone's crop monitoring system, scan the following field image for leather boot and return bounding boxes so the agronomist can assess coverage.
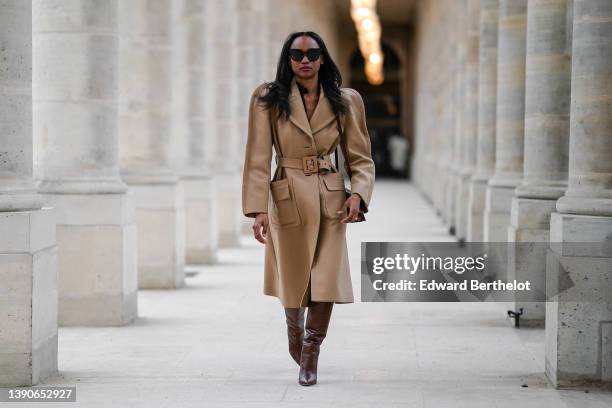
[284,307,305,365]
[298,301,334,386]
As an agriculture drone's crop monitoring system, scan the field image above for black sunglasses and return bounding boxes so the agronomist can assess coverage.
[289,48,322,62]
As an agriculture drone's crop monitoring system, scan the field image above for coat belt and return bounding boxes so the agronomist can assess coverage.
[275,154,335,175]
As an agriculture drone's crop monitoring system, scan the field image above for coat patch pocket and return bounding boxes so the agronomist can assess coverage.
[270,178,300,227]
[321,172,347,219]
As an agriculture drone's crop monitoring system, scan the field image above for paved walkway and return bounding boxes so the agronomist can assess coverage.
[40,180,612,407]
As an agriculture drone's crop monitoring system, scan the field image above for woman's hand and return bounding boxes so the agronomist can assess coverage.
[338,193,362,223]
[252,213,269,244]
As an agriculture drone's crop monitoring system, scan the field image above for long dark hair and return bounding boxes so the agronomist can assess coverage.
[257,31,348,120]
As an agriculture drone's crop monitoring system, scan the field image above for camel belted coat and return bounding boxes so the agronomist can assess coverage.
[241,77,375,308]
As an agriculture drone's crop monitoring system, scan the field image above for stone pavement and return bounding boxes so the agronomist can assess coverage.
[33,180,612,407]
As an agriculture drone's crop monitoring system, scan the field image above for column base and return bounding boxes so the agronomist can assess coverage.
[445,169,459,230]
[130,183,185,289]
[546,212,612,389]
[433,163,447,218]
[422,155,436,202]
[182,175,219,265]
[455,171,471,240]
[506,197,558,324]
[59,292,137,326]
[215,171,242,248]
[0,208,58,386]
[557,195,612,217]
[468,175,488,241]
[42,193,138,326]
[484,184,515,242]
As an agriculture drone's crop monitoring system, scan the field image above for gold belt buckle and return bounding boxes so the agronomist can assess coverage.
[302,155,318,175]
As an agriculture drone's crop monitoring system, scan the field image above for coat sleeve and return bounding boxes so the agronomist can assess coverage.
[242,84,273,218]
[342,88,375,213]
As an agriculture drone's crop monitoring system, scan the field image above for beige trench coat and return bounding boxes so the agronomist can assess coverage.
[241,77,375,308]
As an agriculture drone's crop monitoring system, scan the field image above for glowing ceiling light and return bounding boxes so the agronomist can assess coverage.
[350,0,384,85]
[351,6,370,22]
[356,8,370,18]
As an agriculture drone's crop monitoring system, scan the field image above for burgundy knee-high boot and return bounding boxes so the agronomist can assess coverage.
[298,301,334,386]
[284,307,305,365]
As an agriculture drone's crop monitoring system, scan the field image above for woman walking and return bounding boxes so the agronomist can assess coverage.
[241,31,375,386]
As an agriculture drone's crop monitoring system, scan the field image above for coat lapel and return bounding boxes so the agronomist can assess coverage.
[289,78,313,139]
[288,77,336,140]
[309,84,336,134]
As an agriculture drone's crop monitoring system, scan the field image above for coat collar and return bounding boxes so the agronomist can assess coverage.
[289,77,337,139]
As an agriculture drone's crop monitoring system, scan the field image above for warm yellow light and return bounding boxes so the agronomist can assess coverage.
[361,18,373,30]
[350,0,384,85]
[365,61,384,85]
[351,0,376,9]
[355,8,370,18]
[351,7,370,22]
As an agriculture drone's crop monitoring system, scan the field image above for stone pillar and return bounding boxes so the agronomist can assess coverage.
[252,0,270,86]
[447,0,466,237]
[32,0,137,326]
[413,35,430,194]
[414,0,439,201]
[119,0,185,288]
[507,0,571,324]
[484,0,527,242]
[427,19,444,212]
[0,0,58,385]
[206,0,242,247]
[238,0,258,236]
[459,0,480,242]
[430,5,443,208]
[174,0,218,264]
[453,0,470,241]
[266,0,291,79]
[439,5,455,224]
[468,0,498,241]
[546,0,612,388]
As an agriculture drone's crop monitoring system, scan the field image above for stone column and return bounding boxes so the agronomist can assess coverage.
[483,0,527,242]
[426,14,442,211]
[453,0,470,241]
[238,0,257,236]
[32,0,137,326]
[447,0,466,237]
[174,0,218,264]
[459,0,480,242]
[438,5,455,223]
[206,0,242,247]
[468,0,498,241]
[252,0,270,86]
[430,4,444,209]
[0,0,58,385]
[413,41,428,193]
[266,0,291,79]
[546,0,612,388]
[507,0,571,324]
[119,0,185,288]
[414,0,438,200]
